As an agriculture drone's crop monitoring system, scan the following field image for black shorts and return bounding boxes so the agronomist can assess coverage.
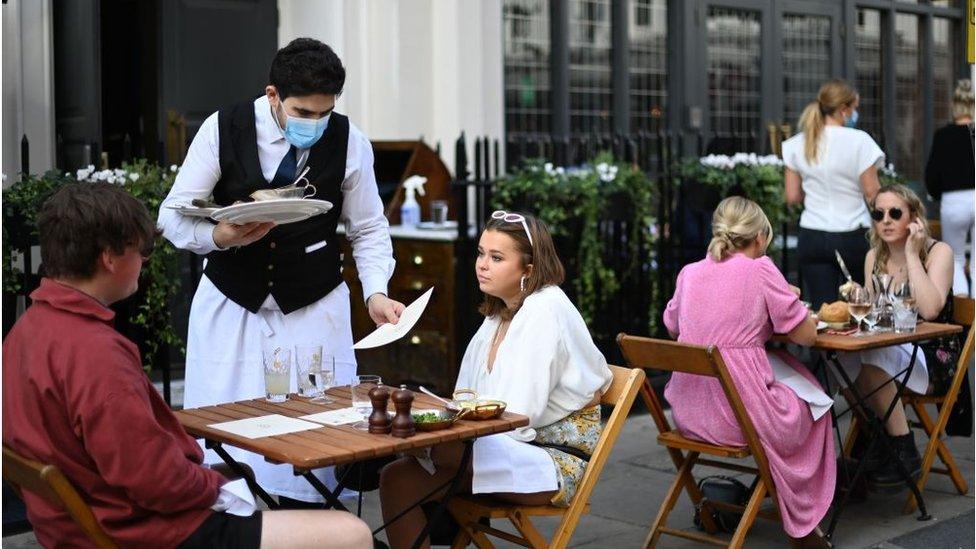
[178,511,262,549]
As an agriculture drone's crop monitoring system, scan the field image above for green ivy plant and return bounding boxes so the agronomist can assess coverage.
[492,154,659,336]
[3,160,183,371]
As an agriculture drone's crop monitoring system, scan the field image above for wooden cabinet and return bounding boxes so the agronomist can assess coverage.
[341,233,459,393]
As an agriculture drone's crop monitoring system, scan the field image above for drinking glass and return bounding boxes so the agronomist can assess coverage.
[296,345,335,403]
[847,286,872,335]
[893,281,915,308]
[350,375,382,430]
[893,301,918,333]
[262,345,292,403]
[862,293,883,333]
[430,200,449,225]
[871,273,894,332]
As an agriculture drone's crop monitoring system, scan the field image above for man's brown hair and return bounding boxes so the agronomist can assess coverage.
[478,211,565,320]
[37,183,157,279]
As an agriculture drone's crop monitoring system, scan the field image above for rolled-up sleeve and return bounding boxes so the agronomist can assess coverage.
[157,112,223,255]
[341,125,395,303]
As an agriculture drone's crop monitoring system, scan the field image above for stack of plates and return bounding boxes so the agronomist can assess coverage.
[168,199,332,225]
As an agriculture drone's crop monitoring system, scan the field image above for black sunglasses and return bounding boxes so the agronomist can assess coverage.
[871,207,903,222]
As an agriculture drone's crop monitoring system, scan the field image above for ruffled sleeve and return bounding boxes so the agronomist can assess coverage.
[758,257,808,334]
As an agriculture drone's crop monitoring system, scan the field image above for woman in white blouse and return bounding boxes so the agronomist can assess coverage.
[379,211,613,548]
[783,78,884,308]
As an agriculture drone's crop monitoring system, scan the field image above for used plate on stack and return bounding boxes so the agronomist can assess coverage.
[169,199,333,225]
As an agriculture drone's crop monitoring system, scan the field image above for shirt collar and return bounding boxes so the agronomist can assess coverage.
[29,278,115,323]
[254,95,287,146]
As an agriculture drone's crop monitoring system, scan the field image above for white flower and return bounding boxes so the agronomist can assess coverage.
[129,173,140,182]
[169,164,178,173]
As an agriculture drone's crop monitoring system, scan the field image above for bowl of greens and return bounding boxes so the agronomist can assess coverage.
[411,408,468,431]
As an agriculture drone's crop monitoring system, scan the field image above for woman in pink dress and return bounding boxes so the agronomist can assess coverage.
[664,196,834,547]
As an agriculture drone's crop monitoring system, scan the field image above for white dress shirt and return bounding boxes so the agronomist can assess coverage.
[781,126,885,232]
[158,95,394,303]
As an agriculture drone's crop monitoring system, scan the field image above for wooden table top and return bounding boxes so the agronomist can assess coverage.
[175,387,529,471]
[771,321,962,352]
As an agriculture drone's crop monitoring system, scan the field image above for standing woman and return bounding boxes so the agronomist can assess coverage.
[925,79,975,297]
[783,79,885,307]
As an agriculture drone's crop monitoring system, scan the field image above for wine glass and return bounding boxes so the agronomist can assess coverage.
[350,375,382,431]
[847,285,872,336]
[862,292,883,333]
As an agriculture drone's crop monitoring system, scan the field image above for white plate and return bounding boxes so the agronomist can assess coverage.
[211,199,333,225]
[817,321,828,331]
[416,220,459,230]
[166,204,219,218]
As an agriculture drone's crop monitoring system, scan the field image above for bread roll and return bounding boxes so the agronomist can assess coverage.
[818,301,849,323]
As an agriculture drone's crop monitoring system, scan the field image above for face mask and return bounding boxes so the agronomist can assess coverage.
[277,101,330,149]
[844,109,859,128]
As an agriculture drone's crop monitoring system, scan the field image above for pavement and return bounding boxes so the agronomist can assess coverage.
[4,399,974,548]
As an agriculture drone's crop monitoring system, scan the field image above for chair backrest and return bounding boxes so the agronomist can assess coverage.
[615,334,778,502]
[948,297,976,398]
[2,446,117,549]
[953,296,974,328]
[549,365,645,549]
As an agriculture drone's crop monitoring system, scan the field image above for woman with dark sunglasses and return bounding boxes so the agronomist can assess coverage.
[782,79,884,308]
[837,184,955,490]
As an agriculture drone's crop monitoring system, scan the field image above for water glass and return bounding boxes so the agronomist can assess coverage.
[263,345,292,403]
[893,302,918,333]
[296,345,335,403]
[430,200,449,225]
[350,375,382,430]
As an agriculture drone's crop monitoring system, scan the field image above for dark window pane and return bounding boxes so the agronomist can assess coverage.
[503,0,551,137]
[932,17,957,126]
[628,0,667,133]
[569,0,613,135]
[855,8,884,146]
[782,14,832,129]
[707,7,762,145]
[895,13,923,180]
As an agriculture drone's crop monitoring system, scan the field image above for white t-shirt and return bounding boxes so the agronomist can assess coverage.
[781,126,885,232]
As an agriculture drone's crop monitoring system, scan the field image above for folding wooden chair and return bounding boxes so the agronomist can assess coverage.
[901,296,973,512]
[2,446,116,548]
[447,365,645,549]
[617,334,781,549]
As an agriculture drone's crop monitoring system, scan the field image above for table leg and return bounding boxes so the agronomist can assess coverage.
[206,440,280,510]
[299,469,350,512]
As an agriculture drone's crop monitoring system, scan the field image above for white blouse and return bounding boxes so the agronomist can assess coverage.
[781,126,885,232]
[455,285,613,442]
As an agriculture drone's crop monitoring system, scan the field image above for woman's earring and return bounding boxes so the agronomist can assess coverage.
[520,276,527,292]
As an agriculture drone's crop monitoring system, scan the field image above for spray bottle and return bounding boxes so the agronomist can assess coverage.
[399,175,426,227]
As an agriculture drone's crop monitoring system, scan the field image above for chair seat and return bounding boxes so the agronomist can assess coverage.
[451,494,590,518]
[657,431,751,458]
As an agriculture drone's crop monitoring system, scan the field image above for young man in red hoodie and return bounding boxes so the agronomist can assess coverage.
[2,183,372,548]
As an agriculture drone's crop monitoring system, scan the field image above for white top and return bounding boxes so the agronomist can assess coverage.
[781,126,885,232]
[158,95,395,304]
[455,285,613,442]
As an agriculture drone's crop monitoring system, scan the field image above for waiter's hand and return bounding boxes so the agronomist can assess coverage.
[213,221,275,249]
[367,293,405,326]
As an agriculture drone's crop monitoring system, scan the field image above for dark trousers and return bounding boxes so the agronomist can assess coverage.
[797,227,869,308]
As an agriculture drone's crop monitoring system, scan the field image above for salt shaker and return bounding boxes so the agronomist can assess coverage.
[368,386,392,434]
[391,385,416,438]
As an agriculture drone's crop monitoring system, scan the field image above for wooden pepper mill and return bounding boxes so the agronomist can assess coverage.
[390,385,416,438]
[368,385,392,434]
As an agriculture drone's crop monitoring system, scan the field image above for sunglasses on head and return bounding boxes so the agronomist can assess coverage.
[871,207,904,222]
[491,210,534,246]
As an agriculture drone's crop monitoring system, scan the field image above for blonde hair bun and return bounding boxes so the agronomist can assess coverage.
[707,196,773,261]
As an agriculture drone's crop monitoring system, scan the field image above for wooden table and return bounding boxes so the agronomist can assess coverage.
[774,322,963,542]
[176,386,528,546]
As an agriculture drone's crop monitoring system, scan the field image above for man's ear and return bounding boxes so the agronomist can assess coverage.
[99,249,118,275]
[265,85,279,106]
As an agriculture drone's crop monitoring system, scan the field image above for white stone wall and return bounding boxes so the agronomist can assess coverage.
[278,0,505,173]
[2,0,57,187]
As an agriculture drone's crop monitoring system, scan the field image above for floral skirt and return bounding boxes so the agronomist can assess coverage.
[534,405,602,507]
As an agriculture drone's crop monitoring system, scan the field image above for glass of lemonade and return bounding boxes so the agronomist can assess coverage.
[263,345,292,403]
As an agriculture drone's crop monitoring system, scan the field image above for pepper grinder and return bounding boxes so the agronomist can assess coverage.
[368,386,392,434]
[390,385,416,438]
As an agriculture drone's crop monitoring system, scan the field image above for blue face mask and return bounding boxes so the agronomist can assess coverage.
[277,102,330,149]
[844,109,859,128]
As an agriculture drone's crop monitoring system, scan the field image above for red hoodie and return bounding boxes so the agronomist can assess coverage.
[3,279,223,548]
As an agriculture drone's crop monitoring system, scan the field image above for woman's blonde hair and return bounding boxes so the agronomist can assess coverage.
[869,184,930,274]
[707,196,773,261]
[797,78,859,164]
[952,79,974,120]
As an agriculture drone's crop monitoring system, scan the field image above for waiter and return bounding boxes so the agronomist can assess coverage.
[159,38,403,507]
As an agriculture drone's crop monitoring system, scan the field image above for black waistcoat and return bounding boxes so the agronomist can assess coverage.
[205,101,349,314]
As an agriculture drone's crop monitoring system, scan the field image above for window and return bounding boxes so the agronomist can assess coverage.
[503,0,551,137]
[855,9,885,146]
[568,0,613,134]
[932,17,957,126]
[707,7,762,140]
[894,13,923,180]
[781,14,832,129]
[629,0,667,133]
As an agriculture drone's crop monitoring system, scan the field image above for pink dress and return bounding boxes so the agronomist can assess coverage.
[663,254,835,538]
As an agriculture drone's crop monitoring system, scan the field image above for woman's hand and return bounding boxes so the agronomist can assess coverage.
[904,218,927,258]
[788,285,802,298]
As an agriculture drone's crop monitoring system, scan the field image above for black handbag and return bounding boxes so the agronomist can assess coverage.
[692,475,749,534]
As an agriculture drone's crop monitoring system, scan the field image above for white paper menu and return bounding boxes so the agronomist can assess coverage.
[768,352,834,421]
[208,414,322,439]
[299,407,364,426]
[352,287,433,350]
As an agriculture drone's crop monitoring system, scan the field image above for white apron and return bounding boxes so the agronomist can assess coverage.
[184,274,358,502]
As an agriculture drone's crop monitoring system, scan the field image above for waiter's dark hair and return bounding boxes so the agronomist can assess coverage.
[37,183,157,279]
[270,38,345,98]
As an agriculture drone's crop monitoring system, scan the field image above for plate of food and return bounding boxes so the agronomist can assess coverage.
[817,301,853,329]
[446,389,507,420]
[412,409,468,431]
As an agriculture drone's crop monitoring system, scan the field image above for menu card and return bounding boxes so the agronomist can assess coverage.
[208,414,322,439]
